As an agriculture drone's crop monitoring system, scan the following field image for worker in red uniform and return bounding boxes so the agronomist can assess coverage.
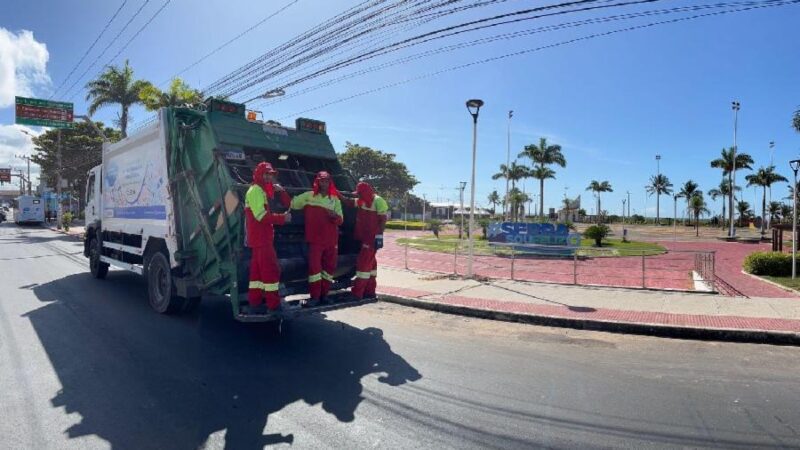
[245,162,291,313]
[340,182,388,299]
[291,171,343,306]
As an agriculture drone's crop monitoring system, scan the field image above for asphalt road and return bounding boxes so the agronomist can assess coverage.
[2,223,800,449]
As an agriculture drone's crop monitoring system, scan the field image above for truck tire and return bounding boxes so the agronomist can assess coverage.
[89,237,109,279]
[146,251,182,314]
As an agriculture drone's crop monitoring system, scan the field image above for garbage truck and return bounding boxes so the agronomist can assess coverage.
[83,98,367,321]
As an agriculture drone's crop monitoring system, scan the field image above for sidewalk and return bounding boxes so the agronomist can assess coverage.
[376,266,800,345]
[44,221,85,239]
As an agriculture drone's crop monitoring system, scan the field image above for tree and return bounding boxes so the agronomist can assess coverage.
[586,180,612,223]
[793,107,800,133]
[584,224,610,247]
[30,121,122,211]
[519,137,565,223]
[780,203,793,224]
[85,60,151,137]
[736,200,752,227]
[339,142,418,200]
[645,174,673,224]
[768,201,782,225]
[530,166,555,217]
[688,194,710,236]
[710,179,740,229]
[139,78,203,111]
[677,180,701,224]
[487,190,501,214]
[492,162,529,191]
[745,165,788,234]
[711,147,753,235]
[505,187,527,222]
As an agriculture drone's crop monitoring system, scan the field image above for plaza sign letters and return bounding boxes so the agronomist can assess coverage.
[488,222,581,253]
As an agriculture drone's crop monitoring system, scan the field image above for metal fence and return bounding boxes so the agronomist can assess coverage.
[389,240,717,294]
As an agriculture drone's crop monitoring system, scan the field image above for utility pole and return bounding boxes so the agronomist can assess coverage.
[767,141,775,230]
[15,154,33,195]
[622,199,626,224]
[56,129,63,230]
[422,193,427,225]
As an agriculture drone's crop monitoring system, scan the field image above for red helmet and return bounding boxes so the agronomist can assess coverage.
[313,171,339,197]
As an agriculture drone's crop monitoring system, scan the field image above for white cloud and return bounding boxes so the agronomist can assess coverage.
[0,124,41,188]
[0,27,50,108]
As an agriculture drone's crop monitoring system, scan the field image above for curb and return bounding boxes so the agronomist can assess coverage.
[379,293,800,346]
[741,270,800,296]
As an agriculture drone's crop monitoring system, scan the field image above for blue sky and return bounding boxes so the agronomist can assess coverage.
[1,0,799,218]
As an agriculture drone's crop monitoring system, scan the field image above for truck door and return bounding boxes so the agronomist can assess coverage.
[85,167,101,224]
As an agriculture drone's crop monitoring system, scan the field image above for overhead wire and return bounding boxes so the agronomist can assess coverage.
[257,0,786,109]
[61,0,152,100]
[160,0,301,86]
[50,0,129,99]
[275,0,800,120]
[68,0,172,101]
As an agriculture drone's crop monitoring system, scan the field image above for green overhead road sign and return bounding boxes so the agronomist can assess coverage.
[15,96,74,128]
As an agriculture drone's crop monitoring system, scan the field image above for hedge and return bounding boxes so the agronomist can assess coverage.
[385,220,428,231]
[742,251,792,276]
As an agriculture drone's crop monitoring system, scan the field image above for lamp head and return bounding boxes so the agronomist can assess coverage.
[790,159,800,172]
[466,99,484,119]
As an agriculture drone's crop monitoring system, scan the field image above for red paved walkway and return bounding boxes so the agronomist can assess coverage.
[379,285,800,333]
[382,232,797,298]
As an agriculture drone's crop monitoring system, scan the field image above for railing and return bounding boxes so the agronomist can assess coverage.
[390,238,717,294]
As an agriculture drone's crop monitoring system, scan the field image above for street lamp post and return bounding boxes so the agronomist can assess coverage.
[730,101,740,237]
[767,141,775,230]
[465,99,483,278]
[791,159,800,279]
[506,110,513,220]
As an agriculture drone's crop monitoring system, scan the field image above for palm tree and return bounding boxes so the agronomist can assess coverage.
[711,147,754,235]
[688,194,710,237]
[677,180,701,224]
[506,187,526,222]
[768,201,782,225]
[736,200,752,227]
[793,107,800,133]
[586,180,613,223]
[519,137,566,222]
[708,187,722,226]
[745,165,788,234]
[85,60,151,137]
[530,166,555,217]
[645,174,673,224]
[139,77,203,111]
[780,203,793,224]
[487,190,501,215]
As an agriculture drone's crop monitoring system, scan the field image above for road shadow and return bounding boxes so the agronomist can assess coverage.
[27,271,421,449]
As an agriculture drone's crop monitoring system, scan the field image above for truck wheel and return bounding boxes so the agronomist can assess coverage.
[146,251,181,314]
[89,238,109,279]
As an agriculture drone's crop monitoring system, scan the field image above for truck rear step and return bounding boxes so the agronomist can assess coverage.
[235,293,377,322]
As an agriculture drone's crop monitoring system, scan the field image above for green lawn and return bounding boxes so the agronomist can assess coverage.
[761,276,800,292]
[395,235,665,257]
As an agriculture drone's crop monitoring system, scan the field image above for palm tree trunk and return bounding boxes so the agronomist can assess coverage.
[696,213,699,237]
[120,105,129,138]
[721,195,726,229]
[596,195,601,224]
[656,193,660,225]
[728,172,734,235]
[539,177,544,221]
[761,186,767,235]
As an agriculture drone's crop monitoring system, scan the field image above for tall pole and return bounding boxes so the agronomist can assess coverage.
[56,129,63,230]
[505,110,512,220]
[422,193,427,224]
[791,161,799,279]
[626,191,631,218]
[730,101,740,237]
[459,182,466,239]
[468,115,478,277]
[767,141,775,230]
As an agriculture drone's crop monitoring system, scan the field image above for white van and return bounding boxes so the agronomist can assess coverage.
[14,195,45,225]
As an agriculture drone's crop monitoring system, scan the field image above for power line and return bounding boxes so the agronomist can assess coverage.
[50,0,129,99]
[258,0,780,109]
[61,0,152,100]
[277,0,800,120]
[161,0,300,87]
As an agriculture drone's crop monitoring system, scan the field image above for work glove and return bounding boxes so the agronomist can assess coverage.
[374,234,384,250]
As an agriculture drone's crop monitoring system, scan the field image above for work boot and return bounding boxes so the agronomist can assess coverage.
[302,298,320,308]
[249,304,268,315]
[363,292,377,300]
